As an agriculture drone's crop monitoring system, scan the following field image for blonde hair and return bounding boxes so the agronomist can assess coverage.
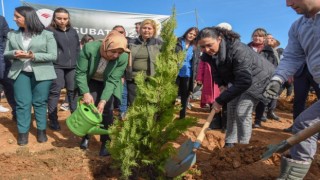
[140,19,158,37]
[251,28,267,38]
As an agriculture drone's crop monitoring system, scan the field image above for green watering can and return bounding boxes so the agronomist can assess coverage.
[66,98,109,136]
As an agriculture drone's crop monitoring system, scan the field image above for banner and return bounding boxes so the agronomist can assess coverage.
[23,2,170,40]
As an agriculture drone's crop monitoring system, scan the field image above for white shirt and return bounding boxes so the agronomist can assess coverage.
[21,33,33,72]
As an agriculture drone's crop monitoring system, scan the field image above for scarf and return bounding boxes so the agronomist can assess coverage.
[249,42,264,53]
[100,30,130,60]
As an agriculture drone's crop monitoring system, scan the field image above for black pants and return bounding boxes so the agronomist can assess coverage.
[0,76,16,118]
[293,67,320,119]
[127,80,137,107]
[48,68,75,121]
[279,81,293,97]
[176,76,190,119]
[73,80,114,142]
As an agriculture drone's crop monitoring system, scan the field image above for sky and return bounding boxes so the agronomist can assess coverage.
[2,0,299,48]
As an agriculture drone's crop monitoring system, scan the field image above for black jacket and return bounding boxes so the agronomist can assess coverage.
[48,27,80,69]
[248,42,278,67]
[175,37,200,93]
[0,16,9,79]
[201,39,275,105]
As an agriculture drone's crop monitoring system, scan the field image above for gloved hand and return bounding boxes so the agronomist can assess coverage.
[263,80,282,99]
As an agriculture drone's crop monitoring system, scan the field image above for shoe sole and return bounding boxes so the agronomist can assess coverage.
[37,138,48,143]
[59,107,70,111]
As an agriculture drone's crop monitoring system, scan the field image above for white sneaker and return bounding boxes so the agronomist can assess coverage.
[187,102,193,110]
[0,105,9,112]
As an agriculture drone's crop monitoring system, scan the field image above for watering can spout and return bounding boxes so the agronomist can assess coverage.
[87,126,110,135]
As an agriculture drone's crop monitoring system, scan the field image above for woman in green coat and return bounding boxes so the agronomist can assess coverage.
[75,30,129,156]
[4,6,57,146]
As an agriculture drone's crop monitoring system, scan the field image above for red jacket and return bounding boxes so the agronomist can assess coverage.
[196,60,220,107]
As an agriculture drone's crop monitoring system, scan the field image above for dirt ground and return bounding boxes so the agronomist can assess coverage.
[0,92,319,180]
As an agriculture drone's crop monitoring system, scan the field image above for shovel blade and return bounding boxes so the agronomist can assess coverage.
[169,139,194,162]
[165,152,196,177]
[262,140,290,160]
[165,139,195,177]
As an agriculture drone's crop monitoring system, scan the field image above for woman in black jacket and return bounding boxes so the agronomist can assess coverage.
[47,8,80,131]
[196,27,274,147]
[248,28,280,128]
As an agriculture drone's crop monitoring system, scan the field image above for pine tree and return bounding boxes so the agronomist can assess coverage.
[108,8,196,179]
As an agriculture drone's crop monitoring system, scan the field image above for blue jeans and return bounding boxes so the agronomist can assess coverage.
[119,81,128,113]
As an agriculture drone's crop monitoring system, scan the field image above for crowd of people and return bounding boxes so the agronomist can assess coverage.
[1,0,319,178]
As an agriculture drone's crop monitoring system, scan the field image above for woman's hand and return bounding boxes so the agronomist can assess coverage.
[212,101,222,113]
[219,86,227,93]
[97,100,106,114]
[83,93,94,104]
[14,50,34,59]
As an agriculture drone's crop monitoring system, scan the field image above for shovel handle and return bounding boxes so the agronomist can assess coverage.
[195,108,216,144]
[286,121,320,146]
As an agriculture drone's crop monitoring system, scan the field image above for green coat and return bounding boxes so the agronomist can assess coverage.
[76,40,128,101]
[4,30,57,81]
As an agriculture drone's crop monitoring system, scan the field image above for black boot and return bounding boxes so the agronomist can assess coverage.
[80,135,90,150]
[267,111,280,121]
[99,142,110,156]
[17,133,29,146]
[283,125,293,133]
[37,129,48,143]
[209,112,222,130]
[48,119,61,131]
[253,122,262,128]
[224,143,234,148]
[253,119,262,128]
[260,113,267,122]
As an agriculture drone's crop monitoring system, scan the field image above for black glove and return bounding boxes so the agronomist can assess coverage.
[263,80,281,99]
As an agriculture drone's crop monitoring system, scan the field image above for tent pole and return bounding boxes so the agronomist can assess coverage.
[194,8,198,28]
[1,0,5,17]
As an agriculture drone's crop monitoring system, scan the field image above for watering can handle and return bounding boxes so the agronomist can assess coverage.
[196,109,215,144]
[77,97,102,120]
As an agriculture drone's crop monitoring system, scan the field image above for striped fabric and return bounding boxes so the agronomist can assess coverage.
[225,93,259,144]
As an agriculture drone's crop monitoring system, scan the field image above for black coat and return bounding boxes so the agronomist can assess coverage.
[247,42,278,67]
[0,16,9,79]
[201,39,275,105]
[47,27,80,69]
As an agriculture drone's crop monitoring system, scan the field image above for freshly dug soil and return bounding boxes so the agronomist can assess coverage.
[0,92,319,179]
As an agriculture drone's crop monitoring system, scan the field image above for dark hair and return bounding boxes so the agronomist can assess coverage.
[134,22,141,26]
[50,8,71,29]
[15,6,44,35]
[196,27,240,43]
[112,25,126,35]
[277,48,284,56]
[182,27,199,45]
[80,34,94,45]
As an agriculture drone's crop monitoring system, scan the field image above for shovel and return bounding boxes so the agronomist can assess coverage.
[262,120,320,160]
[165,109,216,177]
